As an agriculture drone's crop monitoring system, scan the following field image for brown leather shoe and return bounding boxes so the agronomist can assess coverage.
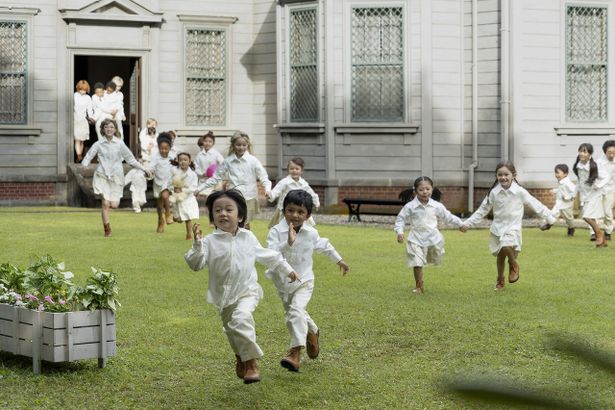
[235,355,245,379]
[508,260,519,283]
[306,330,320,359]
[494,276,505,291]
[243,359,261,384]
[103,223,112,237]
[280,346,301,372]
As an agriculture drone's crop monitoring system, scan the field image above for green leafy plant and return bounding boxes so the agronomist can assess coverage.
[78,267,121,312]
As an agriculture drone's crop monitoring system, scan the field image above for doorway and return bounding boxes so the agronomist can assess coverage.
[73,55,141,161]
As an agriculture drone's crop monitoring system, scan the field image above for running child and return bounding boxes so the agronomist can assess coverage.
[194,131,224,193]
[597,140,615,241]
[549,164,576,236]
[146,132,175,232]
[170,152,200,239]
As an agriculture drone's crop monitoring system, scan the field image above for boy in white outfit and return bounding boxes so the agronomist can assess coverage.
[124,168,147,213]
[550,164,577,236]
[266,189,349,372]
[597,140,615,240]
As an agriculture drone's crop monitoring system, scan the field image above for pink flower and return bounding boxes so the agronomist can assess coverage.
[44,295,54,304]
[25,294,39,302]
[37,303,45,312]
[59,299,66,305]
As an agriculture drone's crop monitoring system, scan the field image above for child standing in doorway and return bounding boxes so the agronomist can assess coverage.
[73,80,94,162]
[194,131,225,194]
[146,132,175,233]
[91,82,113,140]
[171,152,200,240]
[197,131,272,230]
[185,190,299,384]
[461,161,556,290]
[394,176,463,294]
[139,118,159,163]
[267,189,349,372]
[549,164,576,236]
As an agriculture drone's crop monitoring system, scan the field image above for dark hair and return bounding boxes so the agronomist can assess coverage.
[105,81,116,91]
[413,176,433,190]
[171,152,195,170]
[488,161,520,195]
[399,177,442,203]
[554,163,569,174]
[288,157,305,169]
[573,143,598,186]
[93,82,105,90]
[198,131,215,147]
[283,189,313,216]
[157,132,173,148]
[602,139,615,153]
[206,189,247,229]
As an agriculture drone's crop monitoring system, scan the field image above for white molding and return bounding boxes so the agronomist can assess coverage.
[59,0,163,24]
[334,123,419,133]
[554,126,615,135]
[177,15,238,26]
[0,7,40,16]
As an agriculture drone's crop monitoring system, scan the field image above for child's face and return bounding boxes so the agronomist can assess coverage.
[605,146,615,161]
[212,196,241,233]
[178,155,190,170]
[77,89,86,95]
[203,137,214,151]
[288,162,303,180]
[103,122,116,139]
[497,166,514,189]
[554,169,567,181]
[578,148,591,162]
[284,202,309,229]
[415,181,433,203]
[233,138,248,157]
[106,86,114,94]
[158,142,171,158]
[95,88,104,97]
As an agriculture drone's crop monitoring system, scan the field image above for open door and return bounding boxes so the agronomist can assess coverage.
[128,59,141,157]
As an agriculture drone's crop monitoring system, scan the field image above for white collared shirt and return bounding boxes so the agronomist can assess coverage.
[173,167,198,195]
[185,228,294,312]
[464,181,556,236]
[394,197,462,246]
[266,219,341,294]
[575,160,610,201]
[138,129,158,162]
[73,92,93,119]
[597,156,615,194]
[146,152,173,188]
[197,152,272,200]
[269,175,320,210]
[194,148,225,180]
[553,175,576,211]
[82,137,144,179]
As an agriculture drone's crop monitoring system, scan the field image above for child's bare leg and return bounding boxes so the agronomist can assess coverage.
[584,217,606,246]
[185,220,193,240]
[101,200,111,224]
[75,140,84,160]
[162,190,173,224]
[156,198,165,233]
[412,266,424,294]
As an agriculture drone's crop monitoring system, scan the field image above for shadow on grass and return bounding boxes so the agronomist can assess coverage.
[0,351,89,375]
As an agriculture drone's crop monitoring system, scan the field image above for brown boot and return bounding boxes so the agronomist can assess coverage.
[306,330,320,359]
[412,280,424,294]
[595,229,608,247]
[165,210,174,225]
[243,359,261,384]
[156,214,165,233]
[235,355,245,379]
[280,346,301,372]
[494,276,505,291]
[103,223,112,237]
[508,260,520,283]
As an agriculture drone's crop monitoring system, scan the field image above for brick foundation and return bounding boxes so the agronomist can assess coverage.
[0,182,56,201]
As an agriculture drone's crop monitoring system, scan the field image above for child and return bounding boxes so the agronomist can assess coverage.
[267,157,320,228]
[146,133,175,232]
[194,131,225,193]
[138,118,159,163]
[91,82,114,140]
[266,190,349,372]
[105,79,124,137]
[124,168,147,213]
[197,131,272,230]
[461,161,556,290]
[73,80,94,162]
[574,143,611,247]
[171,152,200,239]
[394,177,463,294]
[111,75,126,121]
[185,189,299,384]
[597,140,615,241]
[81,119,150,236]
[549,164,576,236]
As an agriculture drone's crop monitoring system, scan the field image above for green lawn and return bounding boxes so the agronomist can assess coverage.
[0,208,613,409]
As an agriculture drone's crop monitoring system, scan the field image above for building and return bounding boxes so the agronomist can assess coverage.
[1,0,612,211]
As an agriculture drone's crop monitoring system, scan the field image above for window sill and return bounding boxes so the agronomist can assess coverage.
[554,126,615,136]
[0,127,42,137]
[275,123,325,134]
[334,123,419,134]
[174,128,237,138]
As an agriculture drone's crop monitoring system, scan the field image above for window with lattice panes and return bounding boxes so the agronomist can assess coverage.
[0,20,27,125]
[351,7,404,122]
[289,7,318,122]
[185,28,226,126]
[566,6,608,122]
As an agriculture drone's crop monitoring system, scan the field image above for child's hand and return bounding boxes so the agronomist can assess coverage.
[144,170,152,179]
[459,224,469,233]
[337,260,349,276]
[397,233,404,243]
[288,223,297,246]
[287,271,300,283]
[192,223,202,240]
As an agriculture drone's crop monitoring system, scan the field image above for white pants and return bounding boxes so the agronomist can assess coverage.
[604,192,615,234]
[279,280,318,349]
[220,292,263,362]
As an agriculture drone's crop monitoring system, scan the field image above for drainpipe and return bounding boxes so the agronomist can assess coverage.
[459,0,465,170]
[468,0,478,213]
[500,0,510,160]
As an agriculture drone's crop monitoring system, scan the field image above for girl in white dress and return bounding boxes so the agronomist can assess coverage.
[73,80,93,162]
[146,132,174,233]
[81,119,149,237]
[461,161,556,290]
[171,152,200,240]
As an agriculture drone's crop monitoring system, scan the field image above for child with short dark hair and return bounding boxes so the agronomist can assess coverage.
[146,132,175,232]
[185,189,299,384]
[266,189,349,372]
[170,152,199,240]
[549,164,576,236]
[194,131,224,193]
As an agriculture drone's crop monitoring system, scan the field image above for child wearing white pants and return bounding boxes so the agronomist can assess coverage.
[266,189,349,372]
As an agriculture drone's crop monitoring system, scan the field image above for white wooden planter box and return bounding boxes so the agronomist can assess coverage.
[0,303,116,373]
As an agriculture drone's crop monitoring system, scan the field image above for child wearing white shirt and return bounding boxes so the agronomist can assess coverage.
[549,164,576,237]
[138,118,159,163]
[461,161,556,290]
[266,190,349,372]
[185,189,299,384]
[573,143,600,241]
[124,168,147,213]
[104,80,124,138]
[197,131,272,230]
[194,131,224,194]
[171,152,200,240]
[145,133,175,232]
[73,80,94,162]
[394,177,463,294]
[267,157,320,228]
[597,140,615,241]
[91,82,114,141]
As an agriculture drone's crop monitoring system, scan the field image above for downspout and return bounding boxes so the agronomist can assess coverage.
[500,0,510,160]
[459,0,465,170]
[468,0,478,213]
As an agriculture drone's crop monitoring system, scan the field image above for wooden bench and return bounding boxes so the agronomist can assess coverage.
[342,198,406,222]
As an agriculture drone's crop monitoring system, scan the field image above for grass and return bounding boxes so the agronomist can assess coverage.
[0,208,614,409]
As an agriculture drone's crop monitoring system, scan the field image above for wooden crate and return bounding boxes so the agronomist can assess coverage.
[0,303,116,373]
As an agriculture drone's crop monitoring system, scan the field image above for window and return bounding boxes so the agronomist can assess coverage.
[289,7,318,122]
[0,20,27,125]
[566,6,608,122]
[185,28,226,126]
[351,7,404,122]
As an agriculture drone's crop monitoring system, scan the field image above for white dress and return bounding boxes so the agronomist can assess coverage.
[73,92,93,141]
[146,152,173,198]
[172,168,200,221]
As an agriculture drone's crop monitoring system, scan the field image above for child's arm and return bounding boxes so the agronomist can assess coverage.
[254,159,272,196]
[184,225,208,271]
[313,233,349,275]
[254,238,298,282]
[522,189,556,226]
[304,185,321,209]
[436,204,463,228]
[461,195,492,231]
[394,205,409,243]
[197,160,226,194]
[268,178,285,202]
[81,142,99,166]
[120,143,149,176]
